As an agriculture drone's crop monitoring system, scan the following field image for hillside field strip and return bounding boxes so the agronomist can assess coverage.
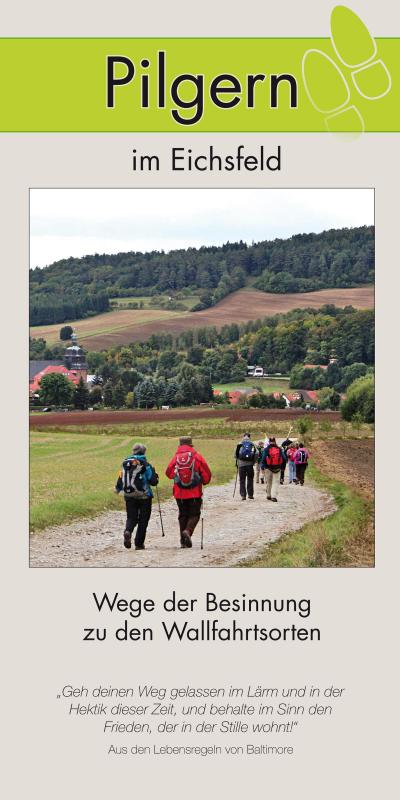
[30,307,186,347]
[110,294,200,310]
[30,285,374,351]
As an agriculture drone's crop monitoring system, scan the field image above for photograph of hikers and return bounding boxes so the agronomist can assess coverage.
[29,188,374,568]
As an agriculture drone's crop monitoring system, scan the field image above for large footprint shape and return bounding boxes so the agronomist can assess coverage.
[302,5,392,133]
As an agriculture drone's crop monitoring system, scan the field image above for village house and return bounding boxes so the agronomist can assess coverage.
[29,332,88,397]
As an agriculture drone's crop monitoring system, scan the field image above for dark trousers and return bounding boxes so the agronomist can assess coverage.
[125,497,152,547]
[295,463,308,485]
[280,462,286,482]
[176,497,202,536]
[239,464,254,499]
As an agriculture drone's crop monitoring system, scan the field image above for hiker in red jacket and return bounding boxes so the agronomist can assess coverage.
[165,436,212,548]
[260,436,286,502]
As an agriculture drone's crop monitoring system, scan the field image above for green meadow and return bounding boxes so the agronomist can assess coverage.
[30,431,236,531]
[213,378,290,394]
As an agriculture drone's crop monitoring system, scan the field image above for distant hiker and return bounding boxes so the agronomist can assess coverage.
[165,436,211,548]
[115,443,159,551]
[255,440,265,484]
[260,437,286,502]
[235,433,257,500]
[294,442,310,485]
[279,436,293,485]
[286,441,298,484]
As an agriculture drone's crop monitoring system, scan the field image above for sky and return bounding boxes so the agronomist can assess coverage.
[30,188,374,268]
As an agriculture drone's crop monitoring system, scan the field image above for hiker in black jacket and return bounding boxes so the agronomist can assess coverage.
[235,433,257,500]
[255,440,265,484]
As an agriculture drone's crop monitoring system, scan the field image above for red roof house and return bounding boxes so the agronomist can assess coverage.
[30,365,82,396]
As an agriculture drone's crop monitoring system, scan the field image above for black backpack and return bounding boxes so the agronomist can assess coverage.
[122,458,150,498]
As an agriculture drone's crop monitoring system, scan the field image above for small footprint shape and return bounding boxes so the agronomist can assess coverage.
[302,5,392,133]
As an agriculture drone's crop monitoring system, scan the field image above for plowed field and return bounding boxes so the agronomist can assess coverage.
[312,438,374,499]
[30,285,373,351]
[30,408,341,427]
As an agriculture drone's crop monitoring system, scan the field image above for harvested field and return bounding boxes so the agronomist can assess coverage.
[312,438,374,500]
[30,408,341,428]
[29,307,184,346]
[30,285,374,351]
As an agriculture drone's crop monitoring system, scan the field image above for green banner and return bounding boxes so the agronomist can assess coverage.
[0,37,398,132]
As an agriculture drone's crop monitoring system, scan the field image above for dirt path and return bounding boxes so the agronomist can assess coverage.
[30,475,335,568]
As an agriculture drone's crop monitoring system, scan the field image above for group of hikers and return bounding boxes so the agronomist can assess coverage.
[115,433,309,551]
[234,433,310,502]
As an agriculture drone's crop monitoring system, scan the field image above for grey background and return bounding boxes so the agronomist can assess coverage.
[2,0,399,35]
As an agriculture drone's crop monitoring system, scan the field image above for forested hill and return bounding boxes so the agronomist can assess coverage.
[30,225,374,325]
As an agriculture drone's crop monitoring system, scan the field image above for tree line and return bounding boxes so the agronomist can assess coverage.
[29,289,109,326]
[30,225,374,324]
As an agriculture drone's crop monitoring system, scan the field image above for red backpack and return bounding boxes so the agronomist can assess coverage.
[266,445,283,468]
[174,451,201,489]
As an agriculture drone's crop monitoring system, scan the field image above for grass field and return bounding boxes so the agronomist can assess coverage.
[213,378,290,393]
[30,285,374,350]
[30,416,372,441]
[30,432,236,531]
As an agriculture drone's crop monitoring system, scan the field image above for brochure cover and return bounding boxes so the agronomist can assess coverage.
[2,1,398,798]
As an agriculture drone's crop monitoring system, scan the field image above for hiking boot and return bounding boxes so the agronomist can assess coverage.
[280,479,284,485]
[248,496,254,500]
[181,530,192,548]
[123,530,132,549]
[271,497,278,502]
[135,545,145,550]
[261,478,264,484]
[241,496,246,501]
[266,496,272,501]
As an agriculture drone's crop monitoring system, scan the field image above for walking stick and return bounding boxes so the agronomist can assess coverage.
[233,464,238,498]
[155,485,165,537]
[200,494,205,550]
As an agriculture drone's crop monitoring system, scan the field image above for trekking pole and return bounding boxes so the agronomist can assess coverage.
[155,485,165,537]
[233,465,238,498]
[200,494,205,550]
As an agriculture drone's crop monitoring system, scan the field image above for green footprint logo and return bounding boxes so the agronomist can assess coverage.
[302,5,392,132]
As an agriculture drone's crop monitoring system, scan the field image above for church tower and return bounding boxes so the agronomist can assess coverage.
[63,331,88,381]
